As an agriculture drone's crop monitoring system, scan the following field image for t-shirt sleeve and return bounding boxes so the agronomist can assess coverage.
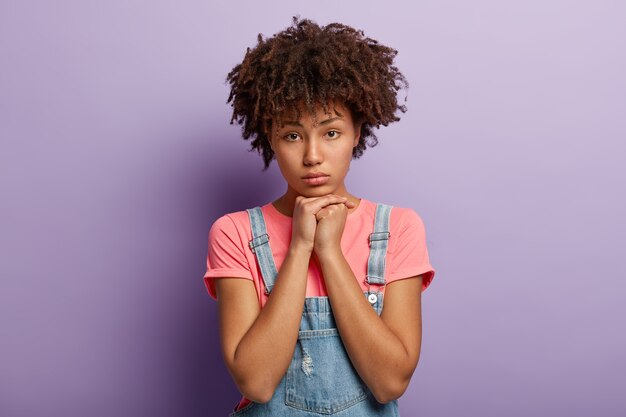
[203,214,253,300]
[387,208,436,292]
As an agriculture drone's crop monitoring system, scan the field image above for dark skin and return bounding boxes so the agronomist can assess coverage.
[224,17,409,171]
[215,100,424,404]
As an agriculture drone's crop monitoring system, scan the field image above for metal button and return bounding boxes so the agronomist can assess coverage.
[368,293,378,304]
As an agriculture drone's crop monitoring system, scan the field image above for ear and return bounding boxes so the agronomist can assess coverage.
[353,121,362,148]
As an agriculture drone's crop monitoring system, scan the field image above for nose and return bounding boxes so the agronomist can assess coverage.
[303,136,323,166]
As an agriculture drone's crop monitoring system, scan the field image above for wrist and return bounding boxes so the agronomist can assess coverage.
[313,245,343,260]
[289,241,314,257]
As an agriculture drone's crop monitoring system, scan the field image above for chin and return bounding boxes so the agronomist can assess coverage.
[299,189,325,197]
[294,186,331,197]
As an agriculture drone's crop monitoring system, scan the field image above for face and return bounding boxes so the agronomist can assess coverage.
[268,100,361,200]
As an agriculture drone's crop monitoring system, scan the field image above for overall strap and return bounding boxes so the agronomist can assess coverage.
[366,203,393,287]
[246,206,277,295]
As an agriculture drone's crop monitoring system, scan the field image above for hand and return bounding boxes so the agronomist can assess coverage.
[312,197,356,255]
[290,195,355,252]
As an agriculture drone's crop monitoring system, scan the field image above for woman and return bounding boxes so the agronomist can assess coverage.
[203,16,436,416]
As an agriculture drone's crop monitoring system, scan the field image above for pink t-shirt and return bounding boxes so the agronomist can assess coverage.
[203,197,435,411]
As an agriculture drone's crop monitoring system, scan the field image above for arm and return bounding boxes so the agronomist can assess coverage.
[211,195,358,402]
[215,242,312,403]
[315,248,424,404]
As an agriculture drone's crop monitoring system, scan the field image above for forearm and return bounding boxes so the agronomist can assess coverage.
[233,243,311,402]
[316,248,412,403]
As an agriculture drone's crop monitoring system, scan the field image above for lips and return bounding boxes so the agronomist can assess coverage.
[302,175,330,186]
[302,172,329,179]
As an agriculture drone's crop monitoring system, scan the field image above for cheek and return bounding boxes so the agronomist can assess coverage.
[328,150,353,173]
[275,151,299,176]
[336,142,355,160]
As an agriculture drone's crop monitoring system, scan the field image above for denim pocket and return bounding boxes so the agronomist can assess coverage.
[285,328,368,414]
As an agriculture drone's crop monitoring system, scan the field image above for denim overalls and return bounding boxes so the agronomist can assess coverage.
[229,203,400,417]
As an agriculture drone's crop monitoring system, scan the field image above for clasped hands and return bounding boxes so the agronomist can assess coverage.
[290,194,357,257]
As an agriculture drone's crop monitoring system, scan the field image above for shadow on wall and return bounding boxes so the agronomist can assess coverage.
[190,127,285,415]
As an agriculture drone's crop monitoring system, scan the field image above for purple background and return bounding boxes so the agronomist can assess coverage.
[1,1,625,416]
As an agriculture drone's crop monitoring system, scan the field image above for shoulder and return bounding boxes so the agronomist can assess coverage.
[208,209,253,241]
[370,202,428,254]
[367,200,425,234]
[391,206,425,232]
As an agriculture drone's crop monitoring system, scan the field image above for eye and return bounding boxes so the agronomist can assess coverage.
[327,130,341,139]
[283,132,300,141]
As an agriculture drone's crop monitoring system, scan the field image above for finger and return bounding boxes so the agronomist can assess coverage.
[303,195,349,213]
[316,201,350,220]
[315,205,343,219]
[299,194,346,203]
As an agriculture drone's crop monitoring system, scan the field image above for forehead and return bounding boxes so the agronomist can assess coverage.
[276,100,350,126]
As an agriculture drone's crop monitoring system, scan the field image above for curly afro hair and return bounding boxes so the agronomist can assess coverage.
[225,15,409,171]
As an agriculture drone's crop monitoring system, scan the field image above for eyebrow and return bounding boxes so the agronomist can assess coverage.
[283,116,343,127]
